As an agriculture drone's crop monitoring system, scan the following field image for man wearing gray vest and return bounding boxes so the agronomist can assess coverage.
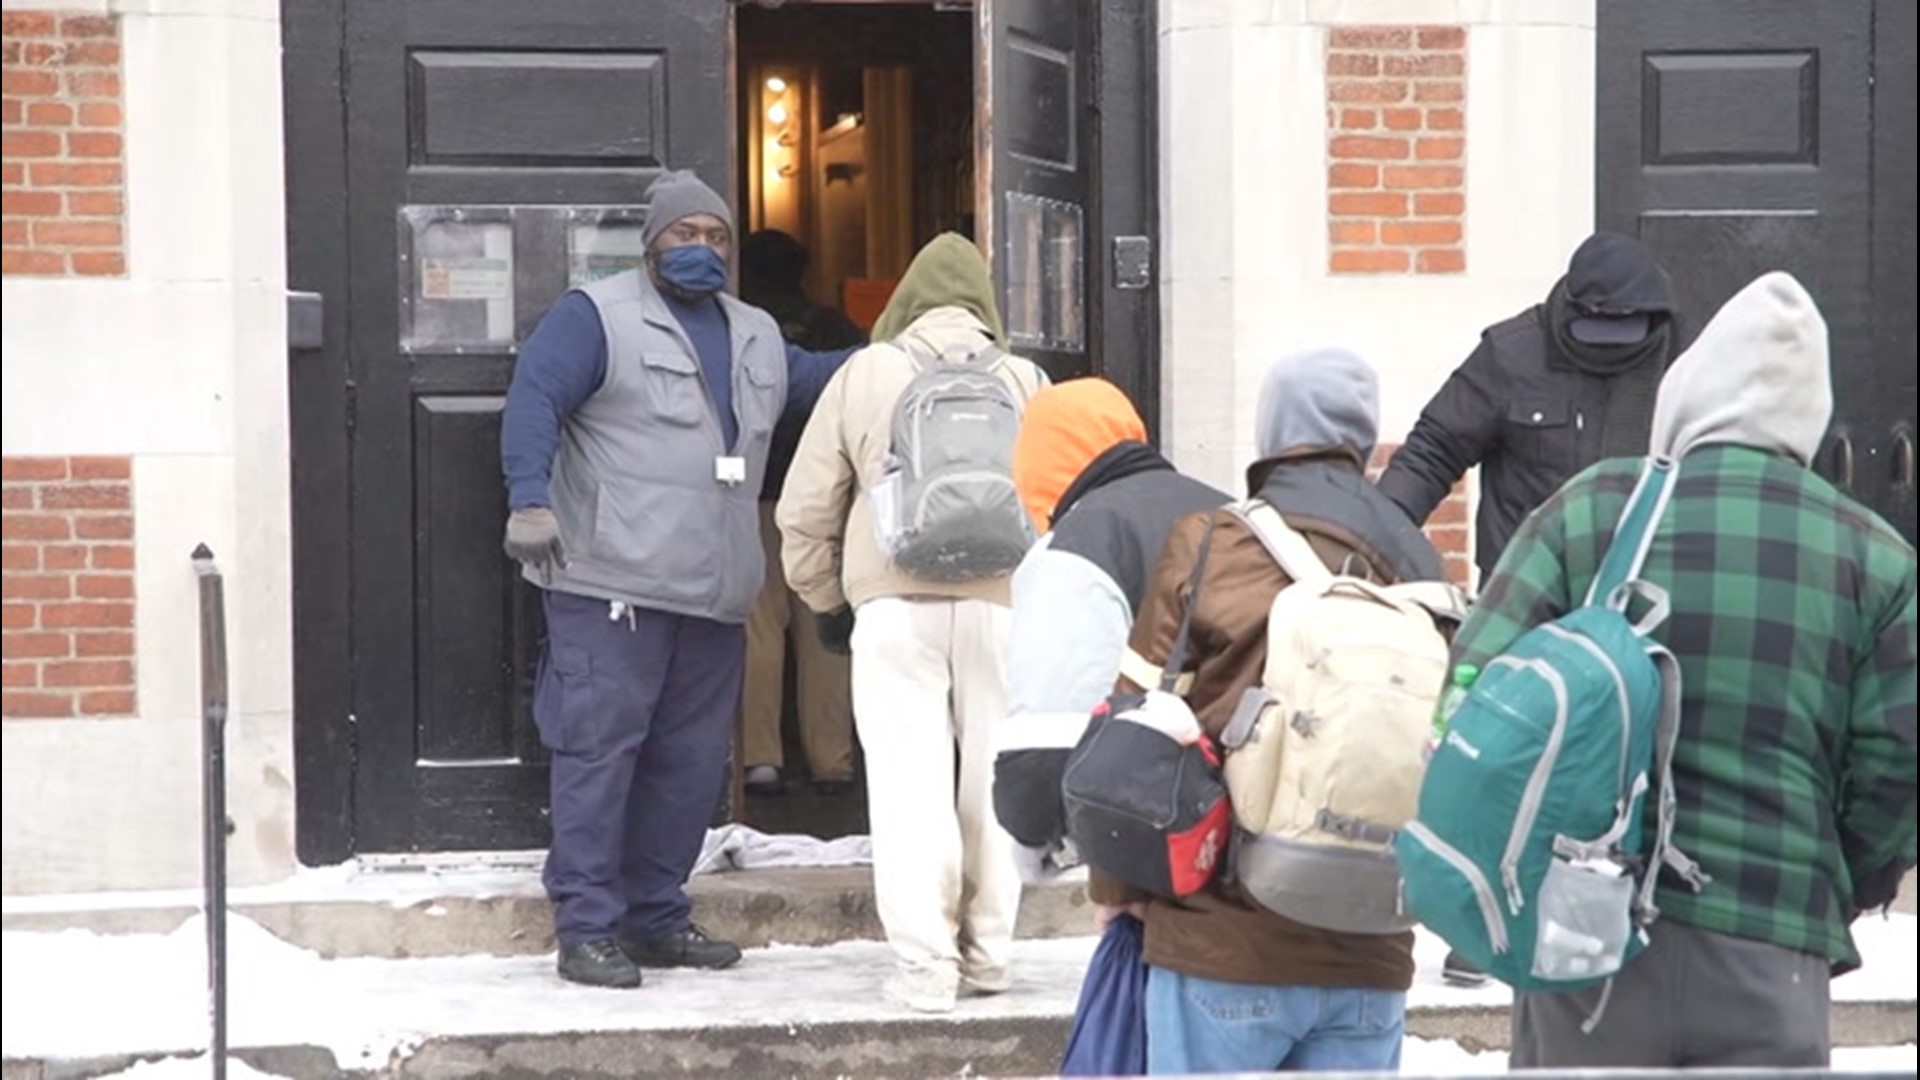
[500,171,853,989]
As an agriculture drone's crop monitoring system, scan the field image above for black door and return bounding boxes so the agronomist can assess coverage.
[1597,0,1915,540]
[286,0,729,856]
[989,0,1160,432]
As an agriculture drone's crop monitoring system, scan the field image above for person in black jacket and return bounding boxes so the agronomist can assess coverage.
[1375,231,1683,988]
[1377,232,1683,584]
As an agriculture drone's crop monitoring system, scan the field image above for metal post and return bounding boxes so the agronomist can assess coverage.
[192,544,229,1080]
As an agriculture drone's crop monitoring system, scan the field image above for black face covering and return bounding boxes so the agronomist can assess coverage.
[1547,278,1676,458]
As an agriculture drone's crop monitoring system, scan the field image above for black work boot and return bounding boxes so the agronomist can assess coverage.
[557,938,644,988]
[621,925,744,970]
[1442,949,1490,988]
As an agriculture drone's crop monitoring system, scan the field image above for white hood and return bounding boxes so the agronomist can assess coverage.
[1648,271,1832,465]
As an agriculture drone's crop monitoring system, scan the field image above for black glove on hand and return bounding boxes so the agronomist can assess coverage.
[503,507,566,583]
[815,606,855,655]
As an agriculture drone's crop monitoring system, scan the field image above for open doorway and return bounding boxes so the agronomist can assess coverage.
[733,2,976,839]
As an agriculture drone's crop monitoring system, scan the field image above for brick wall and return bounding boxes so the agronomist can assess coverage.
[1326,25,1466,275]
[2,10,126,277]
[1370,444,1473,589]
[2,457,136,718]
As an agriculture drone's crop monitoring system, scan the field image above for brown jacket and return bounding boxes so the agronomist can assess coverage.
[1095,450,1443,990]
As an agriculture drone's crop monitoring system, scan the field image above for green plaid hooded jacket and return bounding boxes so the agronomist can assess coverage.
[1453,445,1917,973]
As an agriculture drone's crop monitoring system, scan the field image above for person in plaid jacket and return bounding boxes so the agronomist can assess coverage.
[1453,271,1917,1069]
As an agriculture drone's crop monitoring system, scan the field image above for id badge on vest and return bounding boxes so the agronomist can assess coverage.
[715,455,747,486]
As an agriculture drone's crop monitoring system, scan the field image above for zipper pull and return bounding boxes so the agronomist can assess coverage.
[1504,866,1525,915]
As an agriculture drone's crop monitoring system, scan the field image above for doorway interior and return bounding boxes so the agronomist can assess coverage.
[732,1,977,839]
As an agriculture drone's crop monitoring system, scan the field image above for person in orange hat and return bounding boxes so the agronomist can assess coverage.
[994,377,1230,881]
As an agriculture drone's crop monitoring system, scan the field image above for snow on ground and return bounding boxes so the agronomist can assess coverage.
[5,911,1914,1070]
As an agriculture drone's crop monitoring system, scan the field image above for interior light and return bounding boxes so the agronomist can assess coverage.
[766,76,787,94]
[767,103,789,125]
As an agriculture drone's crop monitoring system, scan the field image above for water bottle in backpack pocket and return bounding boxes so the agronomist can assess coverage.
[871,336,1033,582]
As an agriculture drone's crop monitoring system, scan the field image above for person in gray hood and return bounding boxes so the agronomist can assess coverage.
[499,171,854,989]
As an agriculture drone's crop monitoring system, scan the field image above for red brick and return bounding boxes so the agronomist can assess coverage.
[0,163,23,187]
[2,69,60,97]
[65,70,120,98]
[2,514,72,541]
[75,515,132,541]
[1,190,63,219]
[75,574,132,600]
[2,662,38,688]
[1384,165,1464,190]
[1,130,61,159]
[6,631,71,659]
[1328,79,1410,104]
[2,12,58,36]
[1414,80,1466,103]
[70,457,131,481]
[25,101,73,127]
[1,545,40,572]
[31,220,123,249]
[60,15,119,38]
[2,690,73,718]
[1428,494,1470,527]
[0,488,30,510]
[65,131,123,159]
[1338,108,1377,130]
[1385,54,1466,78]
[0,99,20,125]
[1380,108,1422,131]
[1428,107,1465,131]
[1329,191,1408,217]
[63,41,122,66]
[27,162,123,188]
[66,192,125,218]
[3,250,65,275]
[1444,554,1472,588]
[1329,134,1410,161]
[71,251,126,276]
[1329,220,1377,246]
[1415,192,1466,216]
[1328,163,1379,189]
[1,221,26,247]
[40,602,133,630]
[43,545,87,570]
[39,483,130,511]
[1,604,33,630]
[74,630,132,657]
[80,688,135,715]
[1329,26,1413,50]
[43,658,133,687]
[89,545,133,570]
[1417,136,1466,161]
[3,574,71,601]
[1382,220,1464,246]
[1327,53,1380,77]
[1427,526,1470,555]
[1418,248,1469,274]
[1418,26,1467,50]
[1330,248,1411,274]
[77,101,121,128]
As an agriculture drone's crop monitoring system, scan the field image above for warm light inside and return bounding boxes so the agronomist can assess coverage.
[765,76,787,93]
[768,103,790,125]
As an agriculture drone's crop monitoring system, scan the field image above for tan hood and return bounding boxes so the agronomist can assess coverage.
[1648,271,1832,465]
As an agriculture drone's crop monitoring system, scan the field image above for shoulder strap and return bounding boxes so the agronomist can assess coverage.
[1586,456,1679,608]
[1158,513,1221,694]
[1232,501,1334,586]
[1637,644,1711,926]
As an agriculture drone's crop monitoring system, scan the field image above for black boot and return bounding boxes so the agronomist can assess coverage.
[621,926,744,970]
[1442,949,1490,988]
[557,938,644,988]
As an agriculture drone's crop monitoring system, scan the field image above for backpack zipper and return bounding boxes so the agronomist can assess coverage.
[1539,624,1634,798]
[1490,656,1572,915]
[1404,820,1510,954]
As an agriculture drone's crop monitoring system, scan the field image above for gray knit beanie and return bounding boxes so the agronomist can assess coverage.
[641,170,734,250]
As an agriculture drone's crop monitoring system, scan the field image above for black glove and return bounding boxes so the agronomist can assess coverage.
[814,606,855,655]
[503,507,566,584]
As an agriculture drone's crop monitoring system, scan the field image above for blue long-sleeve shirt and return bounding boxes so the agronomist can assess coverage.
[501,290,853,509]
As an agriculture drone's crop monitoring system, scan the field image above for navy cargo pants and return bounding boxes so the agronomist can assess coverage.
[535,589,745,947]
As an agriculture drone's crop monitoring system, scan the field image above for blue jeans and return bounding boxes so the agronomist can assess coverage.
[1145,965,1406,1074]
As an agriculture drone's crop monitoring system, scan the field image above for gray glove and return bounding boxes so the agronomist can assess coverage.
[503,507,565,583]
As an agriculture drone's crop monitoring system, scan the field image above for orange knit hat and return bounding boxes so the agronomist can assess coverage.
[1011,378,1148,533]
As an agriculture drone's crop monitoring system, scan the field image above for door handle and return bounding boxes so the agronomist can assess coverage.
[1827,431,1856,490]
[1894,427,1915,494]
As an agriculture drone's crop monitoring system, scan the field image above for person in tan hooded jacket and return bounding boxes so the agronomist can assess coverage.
[776,234,1048,1013]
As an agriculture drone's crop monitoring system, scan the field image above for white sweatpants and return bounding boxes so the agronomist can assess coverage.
[851,596,1023,981]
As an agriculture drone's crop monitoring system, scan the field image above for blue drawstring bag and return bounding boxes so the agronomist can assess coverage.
[1059,914,1149,1076]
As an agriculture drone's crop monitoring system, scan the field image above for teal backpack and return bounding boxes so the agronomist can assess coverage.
[1396,456,1710,999]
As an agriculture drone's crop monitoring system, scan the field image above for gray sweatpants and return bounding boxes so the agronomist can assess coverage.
[1511,919,1831,1069]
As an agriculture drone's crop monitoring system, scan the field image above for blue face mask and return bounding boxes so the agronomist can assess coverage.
[656,244,729,296]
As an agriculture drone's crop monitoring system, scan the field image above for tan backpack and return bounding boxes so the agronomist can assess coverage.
[1219,501,1467,934]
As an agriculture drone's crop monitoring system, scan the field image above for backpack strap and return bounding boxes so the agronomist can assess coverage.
[1585,456,1679,611]
[1158,513,1221,694]
[1638,643,1711,927]
[1233,501,1335,587]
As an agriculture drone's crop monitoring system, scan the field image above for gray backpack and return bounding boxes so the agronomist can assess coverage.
[872,335,1034,582]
